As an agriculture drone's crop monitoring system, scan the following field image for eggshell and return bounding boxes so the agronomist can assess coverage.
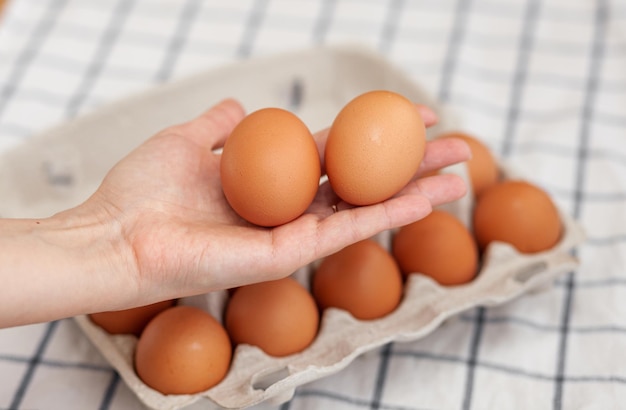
[439,131,499,197]
[473,180,562,253]
[134,305,232,395]
[325,90,426,205]
[392,210,479,286]
[220,108,321,227]
[225,277,319,357]
[312,239,403,320]
[88,299,175,336]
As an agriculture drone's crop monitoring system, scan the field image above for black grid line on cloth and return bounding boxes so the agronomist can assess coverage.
[438,93,626,128]
[4,3,625,46]
[371,343,393,410]
[5,9,624,58]
[500,0,541,157]
[461,307,485,410]
[99,371,120,410]
[392,349,626,385]
[462,1,542,408]
[5,87,68,106]
[555,276,626,288]
[0,3,623,410]
[311,0,336,45]
[546,187,626,202]
[153,0,203,83]
[0,0,67,120]
[2,3,134,407]
[457,313,626,334]
[6,103,626,147]
[457,65,601,91]
[1,27,625,114]
[553,0,608,408]
[236,0,269,58]
[9,321,60,410]
[586,235,626,246]
[87,2,203,403]
[514,141,626,164]
[2,92,625,140]
[438,0,472,103]
[291,388,427,410]
[560,276,626,288]
[7,27,623,86]
[378,0,405,54]
[65,0,136,118]
[369,2,408,409]
[0,352,113,372]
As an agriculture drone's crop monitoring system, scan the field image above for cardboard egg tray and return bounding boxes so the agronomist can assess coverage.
[0,46,585,410]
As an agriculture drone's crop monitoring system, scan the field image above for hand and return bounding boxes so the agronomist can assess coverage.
[89,98,470,302]
[0,99,470,327]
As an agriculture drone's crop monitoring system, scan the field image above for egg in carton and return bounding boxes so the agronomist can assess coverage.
[0,46,585,410]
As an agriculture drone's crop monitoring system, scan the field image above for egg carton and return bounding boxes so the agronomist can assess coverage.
[0,46,585,410]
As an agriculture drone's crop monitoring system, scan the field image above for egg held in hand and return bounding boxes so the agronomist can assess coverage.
[325,90,426,206]
[473,180,562,253]
[312,239,404,320]
[392,210,479,286]
[225,277,319,357]
[220,108,321,227]
[134,305,232,395]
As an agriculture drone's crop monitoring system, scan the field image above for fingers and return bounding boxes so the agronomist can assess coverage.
[327,173,465,245]
[308,135,470,214]
[269,172,467,277]
[173,99,246,149]
[416,137,472,177]
[311,127,330,172]
[267,193,432,277]
[415,104,438,127]
[308,137,470,216]
[318,194,434,249]
[395,173,467,206]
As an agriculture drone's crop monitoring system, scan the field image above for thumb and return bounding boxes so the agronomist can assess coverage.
[174,98,246,149]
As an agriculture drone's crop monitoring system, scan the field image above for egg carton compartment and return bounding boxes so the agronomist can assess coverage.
[0,46,585,410]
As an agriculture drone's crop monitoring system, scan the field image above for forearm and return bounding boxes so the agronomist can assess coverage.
[0,206,137,328]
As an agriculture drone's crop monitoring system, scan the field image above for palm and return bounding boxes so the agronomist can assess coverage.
[89,100,470,303]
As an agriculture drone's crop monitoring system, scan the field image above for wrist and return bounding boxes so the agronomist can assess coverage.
[0,203,139,327]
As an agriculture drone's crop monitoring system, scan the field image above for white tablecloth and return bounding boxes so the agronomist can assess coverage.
[1,0,625,409]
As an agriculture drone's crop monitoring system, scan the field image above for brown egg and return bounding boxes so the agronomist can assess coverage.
[89,299,175,336]
[392,210,479,286]
[473,180,562,253]
[325,90,426,205]
[312,239,403,320]
[220,108,321,227]
[135,305,231,395]
[439,131,499,197]
[225,277,319,357]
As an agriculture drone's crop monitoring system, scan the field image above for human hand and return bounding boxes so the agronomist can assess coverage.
[0,98,471,326]
[83,99,470,308]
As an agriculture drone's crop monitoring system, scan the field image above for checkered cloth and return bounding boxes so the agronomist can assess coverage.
[1,0,625,409]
